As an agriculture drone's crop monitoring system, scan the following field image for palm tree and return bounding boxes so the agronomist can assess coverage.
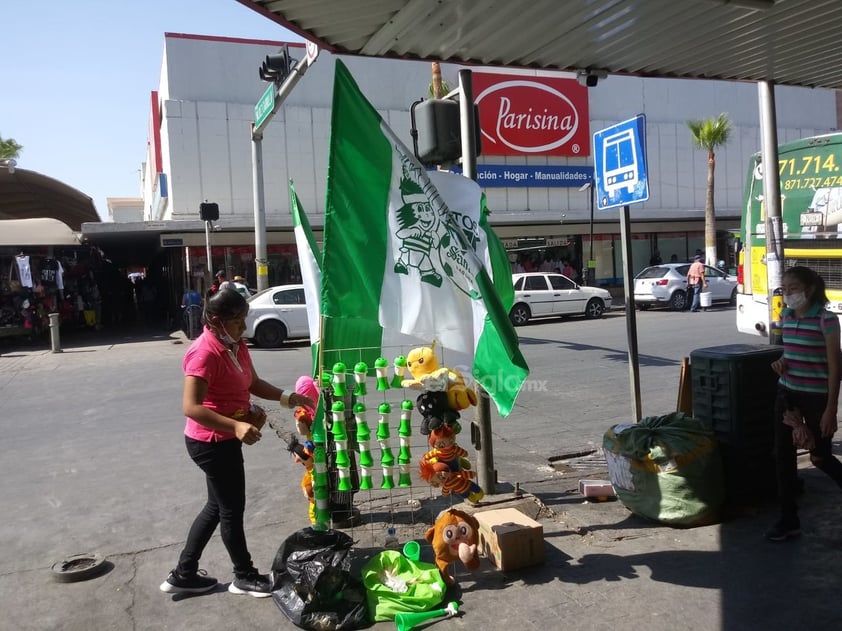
[0,135,23,160]
[687,113,732,265]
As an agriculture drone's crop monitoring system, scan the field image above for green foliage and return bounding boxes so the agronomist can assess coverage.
[0,135,23,160]
[686,113,732,258]
[687,113,732,152]
[428,78,451,98]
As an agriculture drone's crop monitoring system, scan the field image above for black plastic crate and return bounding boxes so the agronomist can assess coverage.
[691,344,782,446]
[691,344,783,503]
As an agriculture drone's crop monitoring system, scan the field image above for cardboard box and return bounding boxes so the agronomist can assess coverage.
[474,508,545,571]
[578,479,616,499]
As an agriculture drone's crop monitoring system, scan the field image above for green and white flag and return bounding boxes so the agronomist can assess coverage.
[289,181,322,371]
[321,61,528,416]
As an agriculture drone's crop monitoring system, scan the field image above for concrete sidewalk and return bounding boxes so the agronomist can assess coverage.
[1,331,841,630]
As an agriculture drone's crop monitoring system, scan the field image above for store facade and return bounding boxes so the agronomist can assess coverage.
[82,33,837,315]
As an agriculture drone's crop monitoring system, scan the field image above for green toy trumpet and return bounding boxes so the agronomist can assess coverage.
[391,354,407,388]
[331,362,347,397]
[394,601,459,631]
[353,361,368,396]
[374,357,390,391]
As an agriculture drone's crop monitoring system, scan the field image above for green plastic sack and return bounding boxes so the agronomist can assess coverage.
[361,550,446,622]
[603,412,724,527]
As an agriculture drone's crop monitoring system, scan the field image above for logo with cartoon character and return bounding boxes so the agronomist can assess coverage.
[392,157,482,299]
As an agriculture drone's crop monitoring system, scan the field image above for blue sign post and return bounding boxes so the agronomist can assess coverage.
[593,115,649,210]
[592,115,649,421]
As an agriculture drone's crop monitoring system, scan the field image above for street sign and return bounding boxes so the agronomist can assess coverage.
[593,114,649,210]
[306,41,319,65]
[254,83,276,128]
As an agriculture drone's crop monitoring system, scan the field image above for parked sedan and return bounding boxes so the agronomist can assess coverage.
[633,263,737,311]
[510,273,613,325]
[244,284,310,347]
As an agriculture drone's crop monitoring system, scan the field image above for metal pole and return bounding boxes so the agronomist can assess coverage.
[48,312,62,353]
[459,69,496,495]
[204,220,213,282]
[758,81,784,345]
[619,205,642,420]
[588,185,595,285]
[252,134,269,292]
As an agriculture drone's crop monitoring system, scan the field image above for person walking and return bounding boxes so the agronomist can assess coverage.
[686,255,707,312]
[160,289,315,595]
[767,266,842,541]
[180,286,204,340]
[231,275,252,298]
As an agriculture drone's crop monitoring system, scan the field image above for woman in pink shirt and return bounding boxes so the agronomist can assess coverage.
[160,289,314,597]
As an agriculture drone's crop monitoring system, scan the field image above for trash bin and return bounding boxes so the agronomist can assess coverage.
[690,344,782,504]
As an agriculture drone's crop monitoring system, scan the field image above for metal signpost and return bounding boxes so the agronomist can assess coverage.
[593,114,649,421]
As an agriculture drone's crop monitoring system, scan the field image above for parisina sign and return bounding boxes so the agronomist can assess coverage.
[473,72,590,157]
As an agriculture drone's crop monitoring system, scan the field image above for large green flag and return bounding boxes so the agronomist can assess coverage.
[321,61,528,416]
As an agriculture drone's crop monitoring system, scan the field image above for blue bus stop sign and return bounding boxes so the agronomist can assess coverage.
[593,114,649,210]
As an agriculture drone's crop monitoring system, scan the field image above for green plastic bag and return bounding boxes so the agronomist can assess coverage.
[361,550,447,622]
[603,412,724,527]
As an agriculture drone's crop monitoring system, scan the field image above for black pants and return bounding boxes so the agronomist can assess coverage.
[774,388,842,516]
[176,437,255,577]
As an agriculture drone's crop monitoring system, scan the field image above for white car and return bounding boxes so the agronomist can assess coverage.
[510,273,613,325]
[244,284,310,347]
[633,263,737,311]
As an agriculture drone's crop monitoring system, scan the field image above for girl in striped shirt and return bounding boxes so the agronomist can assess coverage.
[767,266,842,541]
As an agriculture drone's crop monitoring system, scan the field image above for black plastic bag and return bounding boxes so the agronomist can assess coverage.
[271,527,370,630]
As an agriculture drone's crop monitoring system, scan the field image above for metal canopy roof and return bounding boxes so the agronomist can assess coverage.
[237,0,842,89]
[0,167,99,232]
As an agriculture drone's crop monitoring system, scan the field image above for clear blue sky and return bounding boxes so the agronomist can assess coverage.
[2,0,300,220]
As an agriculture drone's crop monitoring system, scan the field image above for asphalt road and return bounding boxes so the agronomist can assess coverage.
[0,305,778,630]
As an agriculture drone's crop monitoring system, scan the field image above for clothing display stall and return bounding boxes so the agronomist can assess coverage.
[0,246,107,340]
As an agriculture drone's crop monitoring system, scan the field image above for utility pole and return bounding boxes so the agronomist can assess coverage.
[457,69,496,495]
[758,81,784,345]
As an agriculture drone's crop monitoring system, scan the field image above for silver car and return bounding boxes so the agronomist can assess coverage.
[633,263,737,311]
[243,284,310,347]
[510,273,613,325]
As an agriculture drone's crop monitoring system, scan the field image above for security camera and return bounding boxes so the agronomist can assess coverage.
[576,69,608,88]
[1,158,15,174]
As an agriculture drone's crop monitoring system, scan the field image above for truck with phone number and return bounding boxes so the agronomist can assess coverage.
[736,133,842,341]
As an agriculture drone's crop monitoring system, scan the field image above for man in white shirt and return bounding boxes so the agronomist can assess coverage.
[231,275,251,298]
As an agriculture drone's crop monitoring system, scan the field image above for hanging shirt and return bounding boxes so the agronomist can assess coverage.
[16,255,33,288]
[41,259,59,286]
[56,261,65,291]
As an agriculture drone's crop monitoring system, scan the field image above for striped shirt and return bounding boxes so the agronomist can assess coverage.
[779,303,839,394]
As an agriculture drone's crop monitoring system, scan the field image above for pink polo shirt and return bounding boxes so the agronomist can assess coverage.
[182,328,254,442]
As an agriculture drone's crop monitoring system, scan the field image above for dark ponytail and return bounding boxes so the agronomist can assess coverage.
[203,288,247,326]
[783,265,828,307]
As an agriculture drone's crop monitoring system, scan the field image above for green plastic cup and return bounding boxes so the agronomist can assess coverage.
[402,540,421,562]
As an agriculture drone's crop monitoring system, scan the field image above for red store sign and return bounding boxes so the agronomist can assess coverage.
[473,72,590,157]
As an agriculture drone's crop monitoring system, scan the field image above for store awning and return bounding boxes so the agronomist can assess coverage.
[238,0,842,89]
[0,166,99,232]
[0,218,81,247]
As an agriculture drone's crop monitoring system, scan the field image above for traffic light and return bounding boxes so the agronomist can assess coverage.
[412,99,482,165]
[199,202,219,221]
[259,45,293,84]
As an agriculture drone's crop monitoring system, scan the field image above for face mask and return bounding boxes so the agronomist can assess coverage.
[784,291,807,310]
[213,322,238,346]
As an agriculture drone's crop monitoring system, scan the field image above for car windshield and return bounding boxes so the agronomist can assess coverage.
[636,266,669,279]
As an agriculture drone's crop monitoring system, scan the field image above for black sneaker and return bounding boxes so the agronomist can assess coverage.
[228,571,274,598]
[159,568,218,594]
[765,517,801,542]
